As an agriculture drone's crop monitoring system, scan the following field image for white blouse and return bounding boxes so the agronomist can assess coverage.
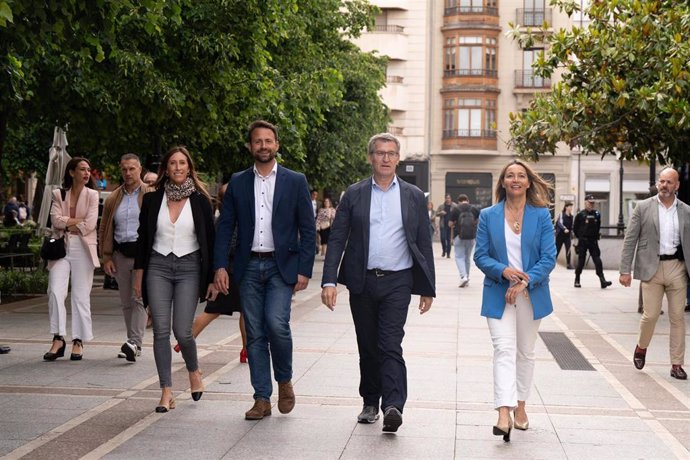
[153,198,200,257]
[505,220,523,272]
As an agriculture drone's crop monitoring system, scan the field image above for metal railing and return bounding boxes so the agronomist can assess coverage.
[443,129,497,139]
[514,69,551,88]
[444,68,498,78]
[444,6,499,16]
[516,8,552,27]
[386,75,404,84]
[371,24,405,33]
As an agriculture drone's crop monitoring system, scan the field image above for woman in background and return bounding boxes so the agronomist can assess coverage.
[44,158,100,361]
[134,146,215,412]
[555,202,574,269]
[316,197,336,257]
[474,159,556,442]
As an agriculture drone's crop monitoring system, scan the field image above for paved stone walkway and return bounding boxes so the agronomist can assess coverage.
[1,243,689,459]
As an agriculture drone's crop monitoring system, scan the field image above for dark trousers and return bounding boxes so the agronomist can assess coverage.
[555,232,572,267]
[349,269,413,412]
[575,238,605,278]
[440,223,451,256]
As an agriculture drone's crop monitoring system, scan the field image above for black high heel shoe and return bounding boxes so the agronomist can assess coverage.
[190,370,204,401]
[493,419,512,442]
[70,339,83,361]
[43,335,66,361]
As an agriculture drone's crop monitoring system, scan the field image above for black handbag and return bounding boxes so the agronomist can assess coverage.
[41,188,67,261]
[41,236,66,260]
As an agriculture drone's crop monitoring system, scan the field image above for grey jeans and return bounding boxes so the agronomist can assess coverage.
[146,250,200,388]
[112,251,147,347]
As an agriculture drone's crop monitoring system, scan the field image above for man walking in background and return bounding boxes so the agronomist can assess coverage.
[449,194,479,287]
[321,133,435,433]
[620,167,689,380]
[573,195,612,288]
[99,154,153,361]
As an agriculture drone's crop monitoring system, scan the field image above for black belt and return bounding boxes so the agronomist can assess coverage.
[367,268,402,277]
[251,251,275,259]
[114,241,138,258]
[660,253,680,261]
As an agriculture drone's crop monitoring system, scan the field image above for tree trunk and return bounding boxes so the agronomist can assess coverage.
[0,112,7,205]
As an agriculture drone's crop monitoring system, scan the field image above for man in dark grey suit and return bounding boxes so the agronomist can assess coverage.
[620,167,689,380]
[321,133,435,433]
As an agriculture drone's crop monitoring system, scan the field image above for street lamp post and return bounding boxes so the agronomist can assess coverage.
[617,157,625,236]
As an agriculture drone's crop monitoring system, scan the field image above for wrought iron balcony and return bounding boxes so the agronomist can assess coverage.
[514,69,551,88]
[443,129,497,139]
[444,6,498,16]
[371,24,405,33]
[515,8,552,27]
[444,68,498,78]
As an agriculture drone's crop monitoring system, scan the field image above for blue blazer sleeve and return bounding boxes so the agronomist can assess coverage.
[526,207,557,287]
[474,206,508,283]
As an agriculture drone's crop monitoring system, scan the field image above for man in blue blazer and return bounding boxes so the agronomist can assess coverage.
[214,120,316,420]
[321,133,435,433]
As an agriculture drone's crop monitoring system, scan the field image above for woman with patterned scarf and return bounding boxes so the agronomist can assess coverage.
[133,146,216,413]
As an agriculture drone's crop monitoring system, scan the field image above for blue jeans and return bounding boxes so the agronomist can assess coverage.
[147,251,200,388]
[454,236,475,279]
[240,257,294,401]
[440,223,451,256]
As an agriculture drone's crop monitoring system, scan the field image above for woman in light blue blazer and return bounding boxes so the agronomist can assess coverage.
[474,159,556,442]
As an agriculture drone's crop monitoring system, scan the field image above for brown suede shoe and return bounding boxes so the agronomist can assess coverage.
[278,381,295,414]
[245,399,272,420]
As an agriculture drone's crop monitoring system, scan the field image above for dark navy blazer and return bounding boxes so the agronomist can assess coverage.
[321,176,435,297]
[213,165,316,285]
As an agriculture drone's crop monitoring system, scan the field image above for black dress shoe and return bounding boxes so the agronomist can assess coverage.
[574,280,581,288]
[382,406,403,433]
[670,366,687,380]
[600,280,612,288]
[357,405,379,424]
[633,345,646,370]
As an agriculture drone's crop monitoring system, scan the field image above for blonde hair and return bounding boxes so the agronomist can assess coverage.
[156,146,212,202]
[494,159,553,208]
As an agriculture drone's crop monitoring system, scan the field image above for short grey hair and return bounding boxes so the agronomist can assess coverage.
[367,133,401,155]
[120,153,141,164]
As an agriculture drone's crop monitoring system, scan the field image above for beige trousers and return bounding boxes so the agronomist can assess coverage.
[639,259,687,365]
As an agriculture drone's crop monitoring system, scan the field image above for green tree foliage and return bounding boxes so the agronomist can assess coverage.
[0,0,388,193]
[508,0,690,165]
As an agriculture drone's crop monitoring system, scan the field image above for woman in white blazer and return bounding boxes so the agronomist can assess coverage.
[43,157,100,361]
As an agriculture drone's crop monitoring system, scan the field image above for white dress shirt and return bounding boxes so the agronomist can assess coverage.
[657,196,680,256]
[251,162,277,252]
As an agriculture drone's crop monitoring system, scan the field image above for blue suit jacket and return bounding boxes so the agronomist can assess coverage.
[213,164,316,285]
[322,177,435,297]
[473,202,556,320]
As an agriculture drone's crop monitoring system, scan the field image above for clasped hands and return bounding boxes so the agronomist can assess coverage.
[502,267,530,305]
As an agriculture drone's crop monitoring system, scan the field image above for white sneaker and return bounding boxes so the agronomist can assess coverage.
[119,341,141,362]
[459,277,469,288]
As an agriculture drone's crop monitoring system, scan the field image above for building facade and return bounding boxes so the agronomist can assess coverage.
[356,0,655,229]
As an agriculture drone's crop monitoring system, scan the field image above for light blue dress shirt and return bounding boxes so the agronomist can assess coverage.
[113,186,141,243]
[367,176,413,271]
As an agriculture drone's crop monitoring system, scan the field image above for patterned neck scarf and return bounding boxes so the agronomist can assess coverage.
[165,177,196,201]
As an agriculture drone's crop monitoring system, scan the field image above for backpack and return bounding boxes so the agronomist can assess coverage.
[457,206,477,239]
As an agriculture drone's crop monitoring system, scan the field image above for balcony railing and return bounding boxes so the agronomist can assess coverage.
[386,75,404,84]
[444,6,498,16]
[371,24,405,33]
[515,70,551,88]
[443,129,497,139]
[516,8,552,27]
[444,68,498,78]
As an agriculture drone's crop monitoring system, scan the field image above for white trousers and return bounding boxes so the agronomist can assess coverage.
[47,237,95,341]
[487,294,541,410]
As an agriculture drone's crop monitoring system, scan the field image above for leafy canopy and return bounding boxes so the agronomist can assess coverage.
[508,0,690,165]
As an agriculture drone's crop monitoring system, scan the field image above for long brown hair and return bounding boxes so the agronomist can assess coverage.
[494,159,553,208]
[155,146,211,201]
[62,157,96,190]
